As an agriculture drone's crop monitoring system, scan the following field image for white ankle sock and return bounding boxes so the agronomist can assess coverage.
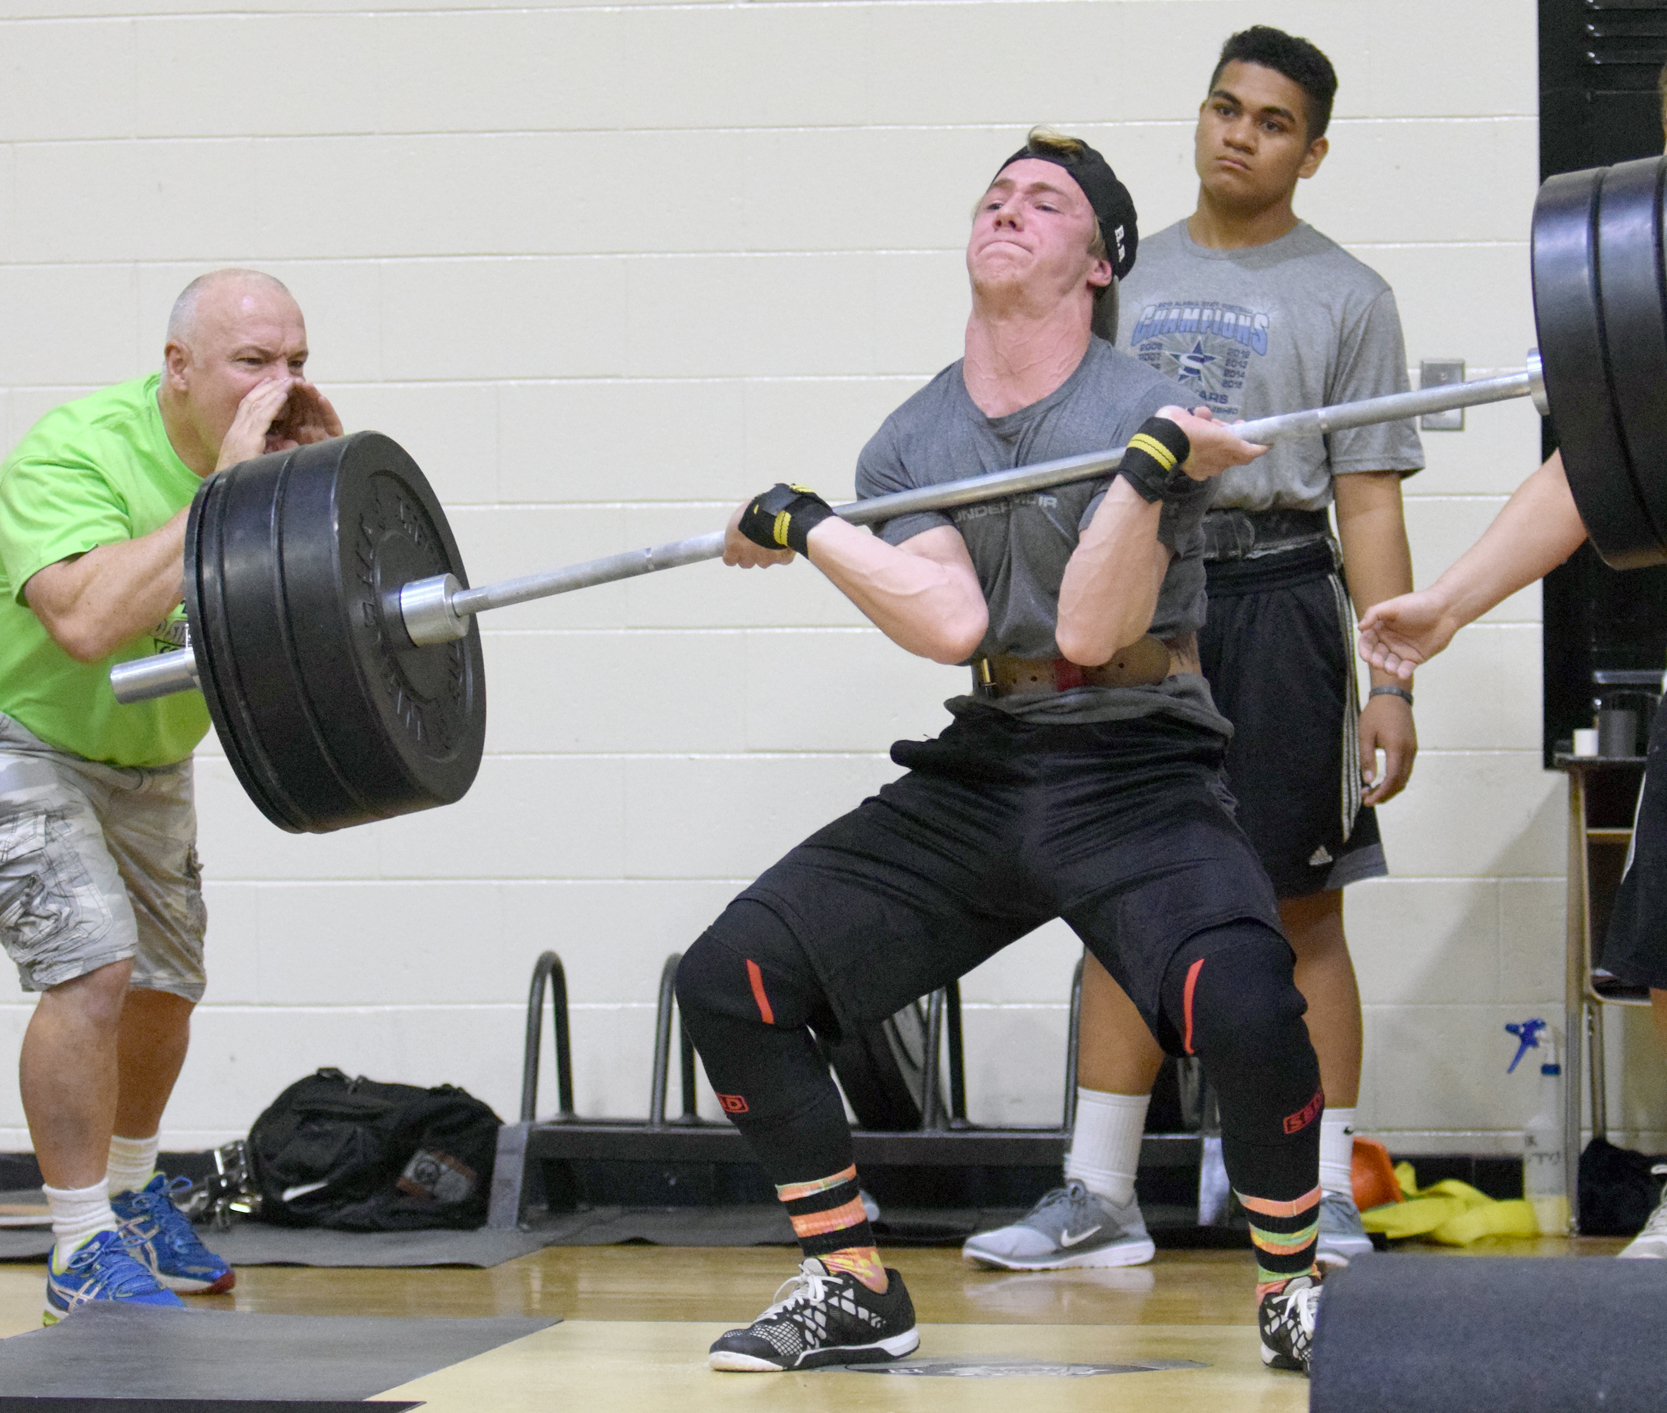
[44,1178,117,1260]
[1065,1089,1149,1206]
[107,1134,160,1198]
[1319,1107,1357,1198]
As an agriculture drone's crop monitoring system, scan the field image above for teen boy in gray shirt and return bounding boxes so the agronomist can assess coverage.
[965,24,1422,1274]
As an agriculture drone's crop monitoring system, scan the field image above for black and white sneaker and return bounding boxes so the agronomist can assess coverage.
[1258,1274,1321,1374]
[708,1258,919,1371]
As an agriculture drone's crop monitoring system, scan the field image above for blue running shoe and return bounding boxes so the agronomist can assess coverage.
[44,1229,184,1325]
[113,1174,235,1294]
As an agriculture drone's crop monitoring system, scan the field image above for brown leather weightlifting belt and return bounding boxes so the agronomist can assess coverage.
[972,634,1198,699]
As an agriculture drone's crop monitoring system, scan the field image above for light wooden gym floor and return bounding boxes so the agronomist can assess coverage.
[0,1234,1626,1410]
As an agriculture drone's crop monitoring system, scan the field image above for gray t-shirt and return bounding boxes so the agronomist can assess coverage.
[1117,220,1424,512]
[855,337,1229,733]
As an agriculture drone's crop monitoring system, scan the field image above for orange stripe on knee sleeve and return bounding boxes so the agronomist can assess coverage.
[1182,958,1204,1054]
[746,959,775,1025]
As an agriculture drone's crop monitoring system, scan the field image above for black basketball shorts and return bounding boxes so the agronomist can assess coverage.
[1199,539,1388,900]
[732,706,1283,1050]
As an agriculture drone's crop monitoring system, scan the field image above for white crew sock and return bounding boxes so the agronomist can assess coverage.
[43,1178,117,1262]
[1319,1107,1357,1199]
[106,1134,160,1198]
[1064,1089,1150,1207]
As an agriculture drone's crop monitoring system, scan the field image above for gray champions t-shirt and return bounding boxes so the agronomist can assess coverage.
[1117,220,1424,511]
[855,337,1229,734]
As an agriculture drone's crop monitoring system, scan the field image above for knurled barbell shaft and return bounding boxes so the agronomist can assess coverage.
[110,356,1543,702]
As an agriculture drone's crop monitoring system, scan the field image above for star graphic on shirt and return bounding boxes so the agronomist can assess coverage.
[1174,340,1218,383]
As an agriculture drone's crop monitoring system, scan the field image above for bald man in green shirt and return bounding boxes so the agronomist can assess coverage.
[0,269,340,1323]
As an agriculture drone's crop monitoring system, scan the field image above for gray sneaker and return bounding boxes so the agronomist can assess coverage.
[961,1181,1155,1270]
[1315,1189,1373,1268]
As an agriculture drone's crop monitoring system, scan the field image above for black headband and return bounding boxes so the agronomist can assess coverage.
[994,140,1139,280]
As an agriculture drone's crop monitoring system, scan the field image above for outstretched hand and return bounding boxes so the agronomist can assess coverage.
[1357,590,1459,683]
[1158,405,1268,481]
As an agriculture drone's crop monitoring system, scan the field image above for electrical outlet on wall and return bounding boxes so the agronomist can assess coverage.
[1420,360,1466,430]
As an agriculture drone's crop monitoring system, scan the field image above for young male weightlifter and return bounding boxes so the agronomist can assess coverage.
[674,129,1328,1376]
[966,27,1422,1274]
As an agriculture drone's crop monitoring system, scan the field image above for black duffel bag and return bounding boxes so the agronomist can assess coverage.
[1579,1135,1667,1236]
[247,1067,501,1231]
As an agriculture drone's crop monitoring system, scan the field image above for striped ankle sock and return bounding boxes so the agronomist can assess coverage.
[777,1165,886,1293]
[1240,1185,1322,1297]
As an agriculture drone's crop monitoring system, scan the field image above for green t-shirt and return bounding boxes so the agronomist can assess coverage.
[0,374,211,767]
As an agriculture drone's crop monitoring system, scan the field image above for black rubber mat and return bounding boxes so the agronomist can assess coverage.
[0,1223,546,1268]
[529,1203,996,1246]
[1311,1254,1667,1412]
[0,1304,555,1400]
[201,1224,549,1268]
[529,1202,1250,1248]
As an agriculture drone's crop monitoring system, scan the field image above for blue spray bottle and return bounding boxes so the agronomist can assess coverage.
[1506,1018,1568,1235]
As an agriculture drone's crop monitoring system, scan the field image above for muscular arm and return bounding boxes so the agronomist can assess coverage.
[800,520,989,663]
[1334,470,1416,804]
[1054,406,1266,665]
[1054,478,1169,665]
[1358,452,1588,680]
[722,506,986,662]
[23,510,188,663]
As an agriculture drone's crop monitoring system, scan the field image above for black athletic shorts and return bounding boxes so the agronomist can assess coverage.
[1601,693,1667,990]
[736,705,1282,1050]
[1200,538,1387,899]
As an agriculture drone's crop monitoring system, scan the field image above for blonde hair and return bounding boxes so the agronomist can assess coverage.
[978,126,1109,263]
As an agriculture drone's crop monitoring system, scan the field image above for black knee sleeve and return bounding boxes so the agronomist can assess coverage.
[675,901,852,1184]
[676,899,830,1030]
[1161,921,1321,1200]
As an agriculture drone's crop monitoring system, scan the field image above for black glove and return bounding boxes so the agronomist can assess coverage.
[1116,416,1192,502]
[736,483,835,556]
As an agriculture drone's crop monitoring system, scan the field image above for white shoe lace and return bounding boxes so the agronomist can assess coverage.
[760,1260,839,1318]
[1271,1279,1321,1339]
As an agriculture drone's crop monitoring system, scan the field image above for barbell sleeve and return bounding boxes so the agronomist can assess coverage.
[110,648,201,704]
[398,355,1546,647]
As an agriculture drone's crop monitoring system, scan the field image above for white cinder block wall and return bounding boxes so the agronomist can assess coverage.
[1,0,1633,1156]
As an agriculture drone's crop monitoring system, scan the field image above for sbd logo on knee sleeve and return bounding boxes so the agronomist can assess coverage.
[1283,1089,1324,1134]
[718,1093,750,1114]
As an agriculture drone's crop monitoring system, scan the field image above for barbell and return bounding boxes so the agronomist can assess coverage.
[108,156,1667,833]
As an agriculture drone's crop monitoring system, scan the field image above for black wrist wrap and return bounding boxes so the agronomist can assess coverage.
[738,483,834,555]
[1117,416,1192,503]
